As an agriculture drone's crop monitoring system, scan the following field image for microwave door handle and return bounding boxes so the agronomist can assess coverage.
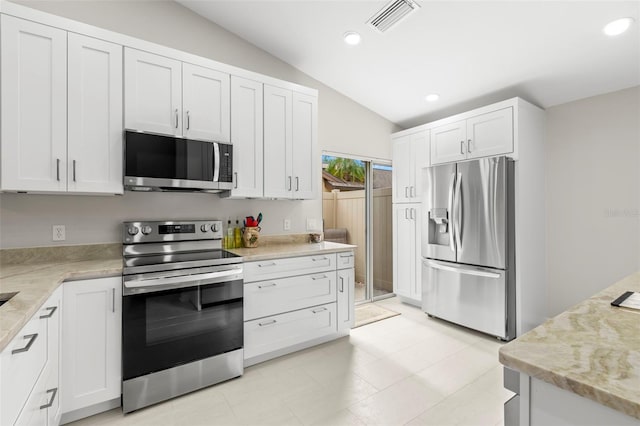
[213,142,220,182]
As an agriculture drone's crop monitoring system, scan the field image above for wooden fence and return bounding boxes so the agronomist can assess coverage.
[322,188,393,294]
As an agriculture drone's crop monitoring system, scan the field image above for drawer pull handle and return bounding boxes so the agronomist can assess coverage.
[39,306,57,319]
[40,388,57,409]
[257,262,276,268]
[311,257,328,262]
[258,319,277,327]
[312,307,327,314]
[258,282,277,289]
[339,254,354,258]
[311,275,327,281]
[12,333,38,354]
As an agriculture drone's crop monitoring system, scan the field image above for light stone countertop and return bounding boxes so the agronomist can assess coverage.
[499,271,640,420]
[226,241,356,262]
[0,257,122,352]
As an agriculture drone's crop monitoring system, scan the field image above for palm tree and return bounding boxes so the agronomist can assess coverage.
[327,158,365,183]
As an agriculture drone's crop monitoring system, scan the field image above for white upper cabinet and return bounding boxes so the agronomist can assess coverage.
[124,48,182,136]
[1,15,67,192]
[431,107,514,165]
[68,34,123,194]
[124,48,231,142]
[227,76,264,198]
[183,63,230,142]
[263,85,318,200]
[292,92,318,200]
[263,85,293,199]
[466,108,513,159]
[431,120,467,165]
[392,130,429,203]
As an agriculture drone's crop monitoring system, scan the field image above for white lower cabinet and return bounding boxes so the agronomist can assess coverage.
[337,268,355,332]
[244,303,337,360]
[62,277,121,418]
[1,287,61,426]
[393,204,422,304]
[243,250,355,365]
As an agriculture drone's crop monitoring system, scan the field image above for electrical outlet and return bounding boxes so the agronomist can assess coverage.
[306,218,317,231]
[283,219,291,231]
[52,225,66,241]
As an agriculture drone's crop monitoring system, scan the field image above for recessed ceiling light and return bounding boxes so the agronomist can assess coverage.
[603,17,634,36]
[425,94,440,102]
[343,31,361,46]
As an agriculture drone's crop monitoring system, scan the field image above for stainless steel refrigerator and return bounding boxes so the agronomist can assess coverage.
[421,156,515,340]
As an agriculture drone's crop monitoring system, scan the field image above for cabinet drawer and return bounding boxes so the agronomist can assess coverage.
[1,311,47,426]
[244,253,336,283]
[244,303,336,359]
[336,251,355,269]
[244,272,337,321]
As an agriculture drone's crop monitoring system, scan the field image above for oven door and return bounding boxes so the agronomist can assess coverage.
[122,278,243,381]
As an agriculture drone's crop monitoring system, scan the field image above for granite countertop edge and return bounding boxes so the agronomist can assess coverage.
[226,241,357,262]
[0,259,122,352]
[498,272,640,420]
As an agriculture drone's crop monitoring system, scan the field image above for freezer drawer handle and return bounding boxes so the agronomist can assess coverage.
[426,261,501,279]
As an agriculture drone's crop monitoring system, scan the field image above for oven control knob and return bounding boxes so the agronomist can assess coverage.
[211,223,219,232]
[200,224,209,232]
[127,226,139,236]
[141,226,153,235]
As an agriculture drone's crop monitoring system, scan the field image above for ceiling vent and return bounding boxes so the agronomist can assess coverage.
[366,0,421,33]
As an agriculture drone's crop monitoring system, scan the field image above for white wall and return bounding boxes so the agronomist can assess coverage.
[0,0,399,249]
[545,86,640,317]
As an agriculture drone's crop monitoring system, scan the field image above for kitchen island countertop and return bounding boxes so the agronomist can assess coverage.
[499,271,640,420]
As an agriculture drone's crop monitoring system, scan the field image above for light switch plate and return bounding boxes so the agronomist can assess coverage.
[52,225,66,241]
[283,219,291,231]
[306,218,317,231]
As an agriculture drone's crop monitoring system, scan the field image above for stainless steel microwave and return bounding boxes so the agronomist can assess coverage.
[124,131,233,193]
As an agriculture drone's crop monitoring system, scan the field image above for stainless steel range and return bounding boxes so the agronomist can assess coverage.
[121,220,243,413]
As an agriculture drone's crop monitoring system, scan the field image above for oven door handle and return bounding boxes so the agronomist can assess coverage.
[123,267,243,295]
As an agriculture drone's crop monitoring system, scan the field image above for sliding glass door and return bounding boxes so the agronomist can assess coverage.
[321,155,393,303]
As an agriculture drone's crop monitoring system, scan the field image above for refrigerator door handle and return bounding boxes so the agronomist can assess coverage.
[454,172,463,252]
[424,259,501,279]
[448,172,456,253]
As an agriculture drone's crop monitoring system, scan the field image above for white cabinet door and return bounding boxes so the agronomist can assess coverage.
[62,277,122,414]
[263,85,293,199]
[337,268,355,332]
[182,63,230,142]
[292,92,318,200]
[467,107,513,159]
[1,15,67,192]
[67,34,123,194]
[124,48,181,136]
[393,130,429,203]
[431,120,467,165]
[41,287,62,426]
[228,76,263,198]
[392,134,413,203]
[393,204,421,302]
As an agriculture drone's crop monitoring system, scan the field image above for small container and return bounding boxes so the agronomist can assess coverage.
[309,233,323,243]
[242,227,261,248]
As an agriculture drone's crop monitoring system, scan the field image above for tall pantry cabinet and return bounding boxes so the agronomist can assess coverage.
[392,129,429,306]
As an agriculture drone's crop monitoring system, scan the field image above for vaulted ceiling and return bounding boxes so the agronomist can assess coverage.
[179,1,640,128]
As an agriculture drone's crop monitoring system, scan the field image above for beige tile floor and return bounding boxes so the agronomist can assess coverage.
[72,297,512,426]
